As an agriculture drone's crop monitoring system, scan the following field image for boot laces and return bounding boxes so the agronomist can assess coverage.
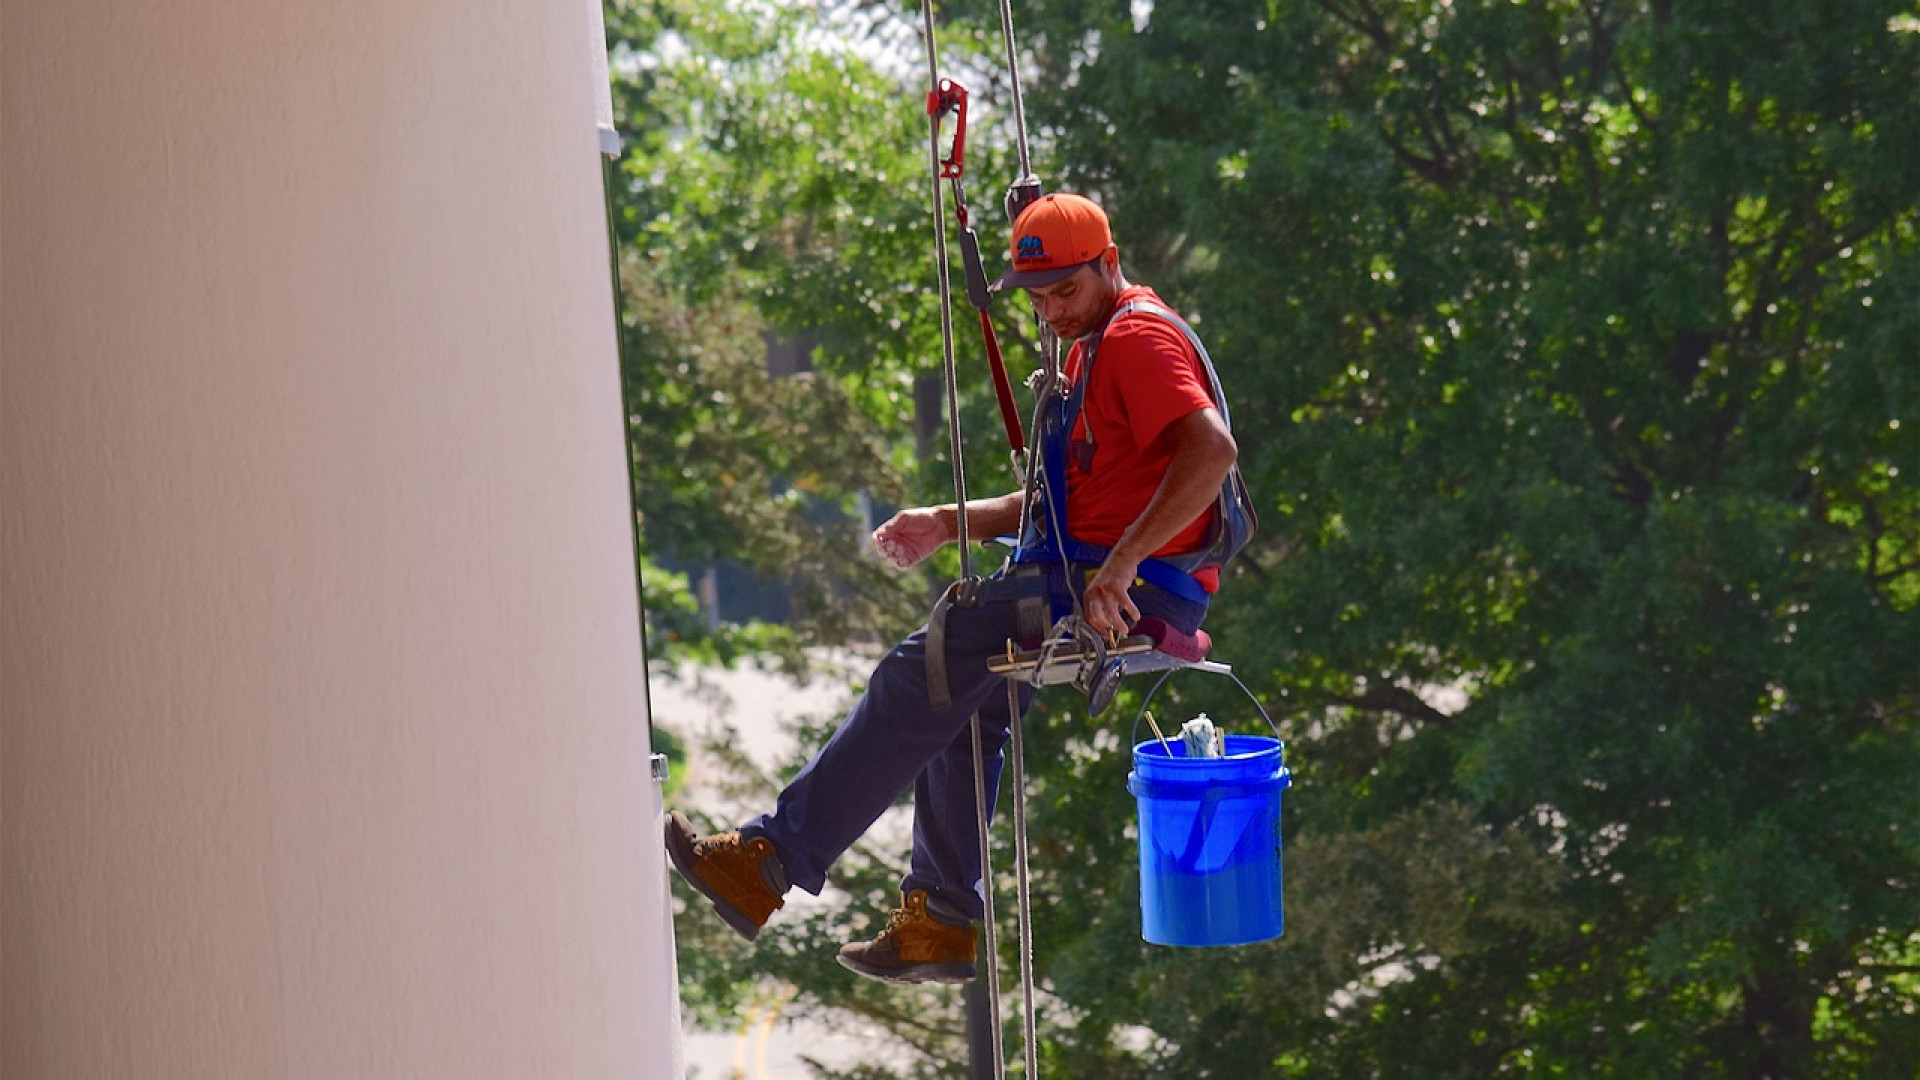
[877,902,922,941]
[693,831,747,859]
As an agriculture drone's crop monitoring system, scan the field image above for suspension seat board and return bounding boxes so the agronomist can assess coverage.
[986,617,1223,684]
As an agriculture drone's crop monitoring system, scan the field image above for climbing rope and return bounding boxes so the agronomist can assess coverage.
[917,5,973,587]
[916,0,1050,1076]
[1006,688,1040,1080]
[917,5,1006,1078]
[994,0,1035,182]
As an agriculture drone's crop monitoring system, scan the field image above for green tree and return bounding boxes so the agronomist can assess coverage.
[606,0,1047,655]
[1003,1,1920,1077]
[610,0,937,661]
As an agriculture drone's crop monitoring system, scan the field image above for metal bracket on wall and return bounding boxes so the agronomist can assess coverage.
[649,753,669,784]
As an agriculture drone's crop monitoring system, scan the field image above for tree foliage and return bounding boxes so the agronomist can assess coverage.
[1007,1,1919,1076]
[611,0,1920,1077]
[607,0,960,666]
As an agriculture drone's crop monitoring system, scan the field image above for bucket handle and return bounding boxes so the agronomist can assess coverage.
[1130,665,1282,748]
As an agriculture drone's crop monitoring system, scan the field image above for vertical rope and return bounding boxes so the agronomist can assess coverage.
[924,3,1054,1075]
[993,0,1060,1047]
[1008,685,1041,1079]
[995,0,1034,180]
[920,0,972,580]
[921,5,1003,1077]
[969,716,1008,1080]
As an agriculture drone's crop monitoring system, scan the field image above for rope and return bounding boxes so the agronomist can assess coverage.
[1007,686,1040,1080]
[968,711,1008,1080]
[919,0,973,583]
[918,1,1052,1074]
[995,0,1035,181]
[979,0,1060,1069]
[918,7,1010,1079]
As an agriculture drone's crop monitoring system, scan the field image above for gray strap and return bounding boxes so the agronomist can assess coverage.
[1012,563,1051,645]
[926,580,962,712]
[927,576,986,712]
[1104,299,1233,430]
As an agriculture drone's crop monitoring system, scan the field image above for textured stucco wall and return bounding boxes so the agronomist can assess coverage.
[1,0,681,1076]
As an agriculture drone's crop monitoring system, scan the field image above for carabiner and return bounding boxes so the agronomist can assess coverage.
[924,78,969,180]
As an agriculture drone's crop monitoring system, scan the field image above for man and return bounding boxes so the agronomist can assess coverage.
[665,192,1239,984]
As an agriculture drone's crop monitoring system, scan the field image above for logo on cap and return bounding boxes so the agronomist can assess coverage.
[1016,234,1047,262]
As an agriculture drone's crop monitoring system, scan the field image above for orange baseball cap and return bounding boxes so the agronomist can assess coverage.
[992,193,1112,291]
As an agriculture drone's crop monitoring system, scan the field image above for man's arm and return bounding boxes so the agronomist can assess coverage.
[1081,408,1238,636]
[871,491,1026,570]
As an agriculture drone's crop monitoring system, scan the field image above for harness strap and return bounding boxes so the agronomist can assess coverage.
[924,578,968,713]
[976,309,1026,455]
[1009,541,1211,604]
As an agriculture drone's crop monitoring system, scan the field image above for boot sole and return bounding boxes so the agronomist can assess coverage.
[835,953,977,985]
[663,811,765,943]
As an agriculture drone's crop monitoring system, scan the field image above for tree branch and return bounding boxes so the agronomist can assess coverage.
[1317,0,1396,56]
[1332,684,1458,728]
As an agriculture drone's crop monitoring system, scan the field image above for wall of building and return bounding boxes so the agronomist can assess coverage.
[1,0,681,1076]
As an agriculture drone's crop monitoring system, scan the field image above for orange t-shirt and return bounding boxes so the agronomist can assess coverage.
[1061,286,1222,591]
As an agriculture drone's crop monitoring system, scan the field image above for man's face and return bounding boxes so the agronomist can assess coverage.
[1023,253,1115,341]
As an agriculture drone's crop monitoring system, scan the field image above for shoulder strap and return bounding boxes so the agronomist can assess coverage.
[1086,299,1258,576]
[1067,299,1233,433]
[1108,299,1233,430]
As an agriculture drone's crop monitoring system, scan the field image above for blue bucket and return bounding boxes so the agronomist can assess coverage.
[1127,735,1290,947]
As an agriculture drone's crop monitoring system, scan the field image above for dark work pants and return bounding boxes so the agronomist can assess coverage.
[742,561,1207,923]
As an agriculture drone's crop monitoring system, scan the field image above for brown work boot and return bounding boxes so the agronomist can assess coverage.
[664,811,788,942]
[836,890,978,984]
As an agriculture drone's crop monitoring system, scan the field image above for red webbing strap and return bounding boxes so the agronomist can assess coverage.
[977,310,1025,454]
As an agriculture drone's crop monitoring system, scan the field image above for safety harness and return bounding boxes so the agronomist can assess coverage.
[920,86,1260,703]
[1011,298,1259,607]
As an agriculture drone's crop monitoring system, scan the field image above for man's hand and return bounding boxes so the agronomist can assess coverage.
[1082,558,1143,639]
[871,507,952,570]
